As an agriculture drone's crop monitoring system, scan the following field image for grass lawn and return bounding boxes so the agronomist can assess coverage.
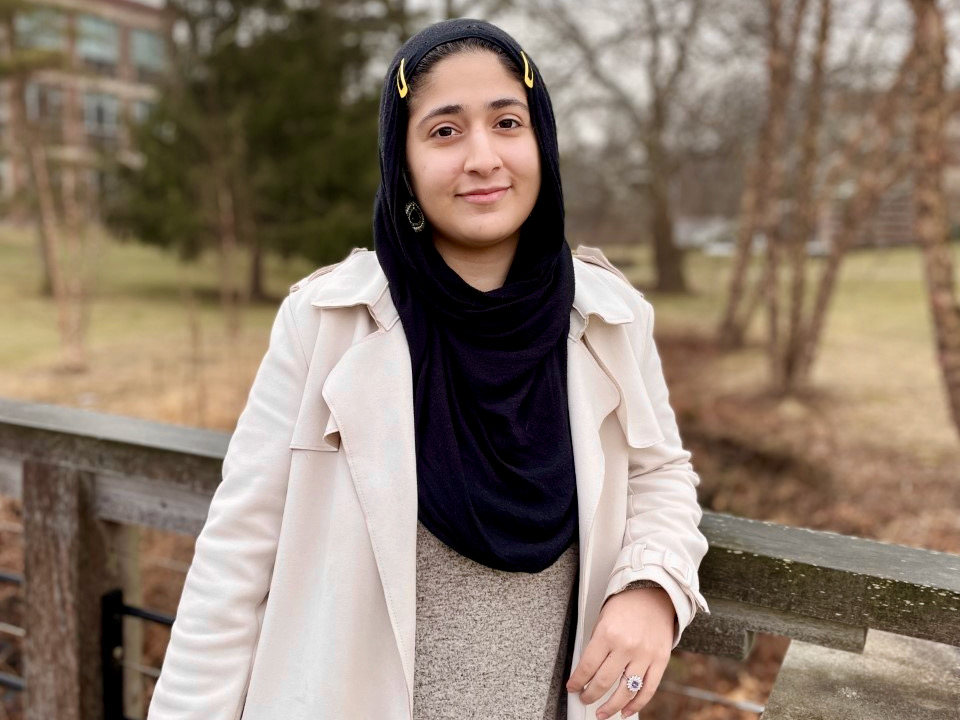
[0,226,315,429]
[1,226,956,459]
[606,242,959,462]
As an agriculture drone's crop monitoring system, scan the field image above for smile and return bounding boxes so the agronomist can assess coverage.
[458,187,509,205]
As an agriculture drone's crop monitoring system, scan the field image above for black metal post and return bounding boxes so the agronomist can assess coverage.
[101,589,124,720]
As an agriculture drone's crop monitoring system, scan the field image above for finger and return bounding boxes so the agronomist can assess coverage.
[566,638,611,693]
[595,662,649,720]
[621,657,668,717]
[579,653,629,706]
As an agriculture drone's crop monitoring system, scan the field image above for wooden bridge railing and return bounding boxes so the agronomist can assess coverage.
[0,397,958,719]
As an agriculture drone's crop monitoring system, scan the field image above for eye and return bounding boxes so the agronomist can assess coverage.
[497,118,521,130]
[431,125,458,138]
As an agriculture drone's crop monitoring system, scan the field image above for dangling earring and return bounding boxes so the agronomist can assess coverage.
[405,200,425,232]
[401,169,425,232]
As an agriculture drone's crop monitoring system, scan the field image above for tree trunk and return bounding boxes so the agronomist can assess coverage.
[910,0,960,438]
[2,12,88,371]
[217,175,241,339]
[59,166,89,371]
[718,0,805,347]
[778,0,831,394]
[757,1,799,386]
[648,108,687,294]
[248,234,265,303]
[0,11,56,298]
[718,156,764,348]
[26,143,84,370]
[796,47,916,385]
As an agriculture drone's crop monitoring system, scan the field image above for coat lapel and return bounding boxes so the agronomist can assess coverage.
[566,337,620,554]
[319,313,418,713]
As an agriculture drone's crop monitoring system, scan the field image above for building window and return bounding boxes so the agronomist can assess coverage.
[131,29,166,82]
[15,8,66,51]
[25,83,63,124]
[84,92,119,138]
[85,167,116,206]
[77,14,119,76]
[130,99,155,124]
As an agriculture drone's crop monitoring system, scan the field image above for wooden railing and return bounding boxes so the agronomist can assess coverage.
[0,397,958,719]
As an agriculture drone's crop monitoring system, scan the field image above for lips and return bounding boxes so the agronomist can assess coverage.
[458,186,510,204]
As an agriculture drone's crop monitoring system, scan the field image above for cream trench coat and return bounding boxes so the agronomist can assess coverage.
[147,246,709,720]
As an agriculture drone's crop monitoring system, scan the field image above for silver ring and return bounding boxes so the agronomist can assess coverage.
[624,673,643,693]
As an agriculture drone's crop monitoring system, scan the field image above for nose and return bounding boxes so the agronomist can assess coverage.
[463,129,502,176]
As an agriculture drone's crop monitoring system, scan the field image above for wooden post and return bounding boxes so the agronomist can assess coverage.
[21,460,112,720]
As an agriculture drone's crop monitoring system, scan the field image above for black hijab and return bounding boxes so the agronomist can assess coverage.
[374,19,577,573]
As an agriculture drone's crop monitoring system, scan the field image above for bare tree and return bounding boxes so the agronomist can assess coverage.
[795,48,915,386]
[717,0,810,346]
[909,0,960,437]
[526,0,706,293]
[710,0,924,400]
[0,1,91,370]
[775,0,831,392]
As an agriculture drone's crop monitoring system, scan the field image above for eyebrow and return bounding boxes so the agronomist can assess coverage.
[415,97,529,130]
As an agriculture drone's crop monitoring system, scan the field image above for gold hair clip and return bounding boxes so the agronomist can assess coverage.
[397,57,409,98]
[520,51,534,89]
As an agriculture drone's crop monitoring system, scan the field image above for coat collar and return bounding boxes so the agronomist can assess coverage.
[308,248,635,337]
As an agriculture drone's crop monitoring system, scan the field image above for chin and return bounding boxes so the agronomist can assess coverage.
[456,232,520,248]
[455,221,523,245]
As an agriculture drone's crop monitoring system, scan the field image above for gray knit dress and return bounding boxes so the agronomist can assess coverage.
[413,522,580,720]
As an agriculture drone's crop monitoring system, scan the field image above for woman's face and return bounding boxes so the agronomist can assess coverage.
[405,51,541,257]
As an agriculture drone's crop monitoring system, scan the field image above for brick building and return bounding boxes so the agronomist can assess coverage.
[1,0,171,208]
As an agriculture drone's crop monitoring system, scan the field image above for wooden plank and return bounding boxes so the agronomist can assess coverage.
[0,423,223,512]
[677,613,754,659]
[3,399,960,651]
[701,513,960,590]
[699,513,960,646]
[685,598,867,654]
[0,461,211,536]
[762,630,960,719]
[0,398,228,459]
[95,471,212,537]
[0,455,20,499]
[21,460,110,720]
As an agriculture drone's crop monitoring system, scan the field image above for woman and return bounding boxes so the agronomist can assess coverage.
[147,18,708,720]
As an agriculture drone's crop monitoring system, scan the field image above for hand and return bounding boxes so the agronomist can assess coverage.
[565,586,675,719]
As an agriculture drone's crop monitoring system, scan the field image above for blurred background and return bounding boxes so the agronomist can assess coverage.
[0,0,958,718]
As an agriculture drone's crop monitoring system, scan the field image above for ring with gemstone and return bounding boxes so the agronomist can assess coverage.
[624,673,643,693]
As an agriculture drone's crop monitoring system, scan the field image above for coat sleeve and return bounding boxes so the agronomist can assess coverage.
[147,296,308,720]
[602,297,709,647]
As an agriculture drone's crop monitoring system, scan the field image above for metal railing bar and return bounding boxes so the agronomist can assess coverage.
[0,621,24,638]
[119,659,162,680]
[0,671,24,691]
[659,680,766,714]
[121,604,175,626]
[0,570,23,585]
